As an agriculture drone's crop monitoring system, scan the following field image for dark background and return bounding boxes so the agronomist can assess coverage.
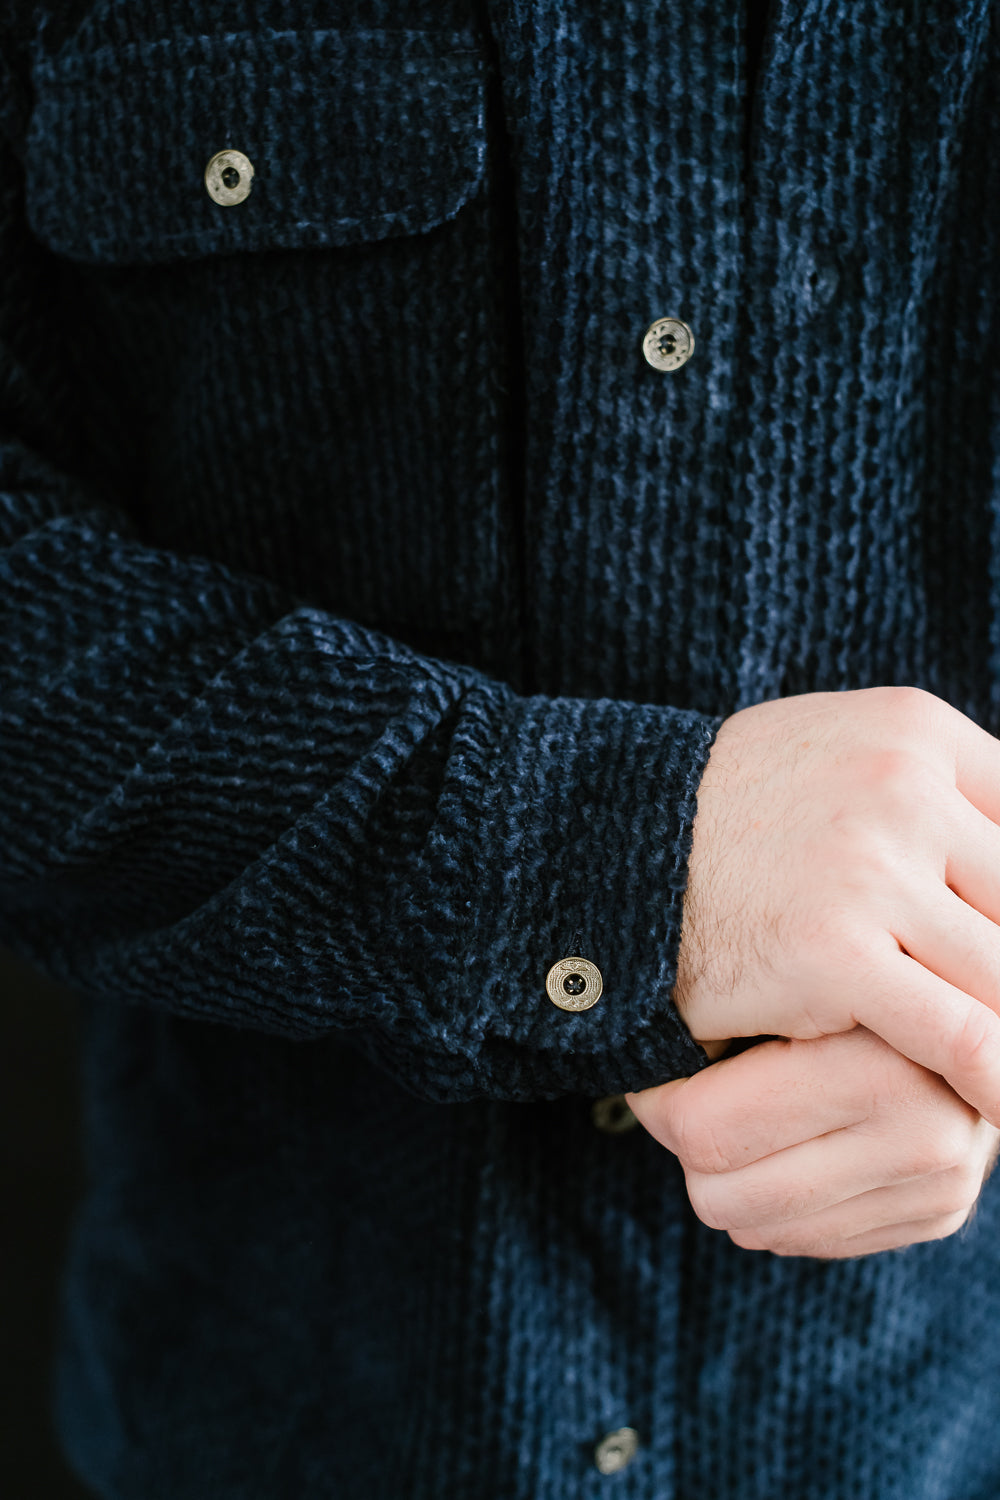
[1,947,94,1498]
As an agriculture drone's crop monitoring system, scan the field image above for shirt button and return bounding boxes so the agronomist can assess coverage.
[594,1427,640,1474]
[591,1094,639,1134]
[545,956,603,1011]
[204,148,255,205]
[642,316,695,372]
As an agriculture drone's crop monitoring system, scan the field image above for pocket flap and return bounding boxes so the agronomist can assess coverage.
[24,28,487,265]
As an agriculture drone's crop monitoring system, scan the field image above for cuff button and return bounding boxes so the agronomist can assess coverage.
[204,148,255,205]
[545,956,603,1011]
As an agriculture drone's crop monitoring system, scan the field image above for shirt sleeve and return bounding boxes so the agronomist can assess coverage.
[0,122,721,1106]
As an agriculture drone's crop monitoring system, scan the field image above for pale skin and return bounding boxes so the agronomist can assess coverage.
[625,685,1000,1259]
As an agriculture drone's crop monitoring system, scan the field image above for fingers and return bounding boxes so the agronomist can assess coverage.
[684,1114,972,1233]
[687,1119,990,1235]
[629,1020,999,1261]
[627,1033,878,1169]
[944,793,1000,930]
[896,874,1000,1026]
[952,712,1000,832]
[725,1128,996,1256]
[731,1210,974,1260]
[852,948,1000,1128]
[685,1096,996,1261]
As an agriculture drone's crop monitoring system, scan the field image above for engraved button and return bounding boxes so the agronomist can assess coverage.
[594,1427,640,1475]
[642,316,695,372]
[545,956,603,1012]
[591,1094,639,1135]
[204,149,255,206]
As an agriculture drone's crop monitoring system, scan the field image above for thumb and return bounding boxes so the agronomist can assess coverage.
[624,1037,732,1153]
[624,1076,695,1156]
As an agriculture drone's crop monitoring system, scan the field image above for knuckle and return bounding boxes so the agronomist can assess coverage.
[866,684,939,733]
[936,1122,972,1174]
[856,745,939,819]
[903,1121,972,1178]
[872,1036,925,1102]
[701,1170,821,1233]
[685,1174,736,1233]
[726,1226,765,1253]
[949,1001,1000,1087]
[740,1178,814,1227]
[939,1163,985,1216]
[929,1209,974,1244]
[859,743,918,791]
[670,1101,735,1176]
[756,1226,831,1259]
[756,1228,797,1256]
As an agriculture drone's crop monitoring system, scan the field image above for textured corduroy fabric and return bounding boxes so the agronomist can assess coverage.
[2,1,1000,1497]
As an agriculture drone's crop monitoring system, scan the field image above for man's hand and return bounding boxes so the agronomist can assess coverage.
[672,685,1000,1126]
[626,1029,1000,1258]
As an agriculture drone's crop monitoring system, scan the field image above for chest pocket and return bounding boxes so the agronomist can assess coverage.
[24,27,488,263]
[20,26,518,680]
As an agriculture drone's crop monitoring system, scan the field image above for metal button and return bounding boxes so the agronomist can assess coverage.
[594,1427,640,1475]
[545,956,603,1012]
[642,317,695,372]
[591,1094,639,1134]
[204,149,255,206]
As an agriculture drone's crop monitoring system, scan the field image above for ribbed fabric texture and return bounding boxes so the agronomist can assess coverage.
[1,1,999,1497]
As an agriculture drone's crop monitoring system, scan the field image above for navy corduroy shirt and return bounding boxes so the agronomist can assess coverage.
[2,1,1000,1497]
